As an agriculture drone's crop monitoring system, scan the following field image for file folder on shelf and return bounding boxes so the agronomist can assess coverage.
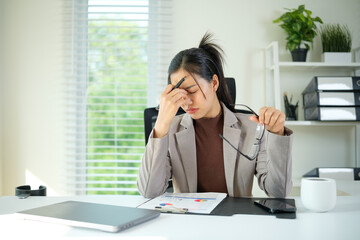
[303,167,360,181]
[304,106,360,121]
[303,91,360,108]
[302,76,360,94]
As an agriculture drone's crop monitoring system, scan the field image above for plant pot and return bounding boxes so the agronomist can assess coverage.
[291,48,308,62]
[321,52,352,63]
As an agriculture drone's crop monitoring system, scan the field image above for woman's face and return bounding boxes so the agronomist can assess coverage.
[170,68,221,119]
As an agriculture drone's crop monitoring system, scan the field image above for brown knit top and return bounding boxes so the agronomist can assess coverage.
[194,110,228,194]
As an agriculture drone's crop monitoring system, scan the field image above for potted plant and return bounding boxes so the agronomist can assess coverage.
[319,24,352,63]
[273,5,323,62]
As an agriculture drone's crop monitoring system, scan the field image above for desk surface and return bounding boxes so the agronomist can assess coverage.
[0,194,360,240]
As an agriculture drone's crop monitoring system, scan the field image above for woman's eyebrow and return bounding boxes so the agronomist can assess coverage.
[184,84,197,90]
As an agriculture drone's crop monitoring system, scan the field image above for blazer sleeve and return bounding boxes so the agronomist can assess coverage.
[137,130,172,198]
[255,127,293,198]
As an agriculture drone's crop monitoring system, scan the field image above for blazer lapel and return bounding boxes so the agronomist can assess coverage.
[222,104,242,197]
[175,114,197,192]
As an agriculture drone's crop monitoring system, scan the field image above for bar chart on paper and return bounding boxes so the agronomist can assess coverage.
[138,193,227,214]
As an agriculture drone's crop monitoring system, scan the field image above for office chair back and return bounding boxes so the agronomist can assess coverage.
[143,108,185,145]
[225,77,236,104]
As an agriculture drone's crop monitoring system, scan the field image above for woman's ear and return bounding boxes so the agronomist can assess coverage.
[212,74,219,91]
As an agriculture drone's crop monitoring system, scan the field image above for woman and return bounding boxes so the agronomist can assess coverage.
[137,33,293,198]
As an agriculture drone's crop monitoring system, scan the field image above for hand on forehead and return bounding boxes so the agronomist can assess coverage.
[171,71,198,89]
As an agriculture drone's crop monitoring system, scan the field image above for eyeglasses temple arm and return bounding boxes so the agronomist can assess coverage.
[219,134,254,161]
[231,104,259,118]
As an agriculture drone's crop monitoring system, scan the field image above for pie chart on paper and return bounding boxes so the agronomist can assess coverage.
[159,203,173,206]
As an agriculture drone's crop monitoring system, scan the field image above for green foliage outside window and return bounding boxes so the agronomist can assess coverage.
[86,19,147,195]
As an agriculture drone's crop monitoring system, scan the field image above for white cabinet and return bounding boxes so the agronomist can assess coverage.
[265,41,360,168]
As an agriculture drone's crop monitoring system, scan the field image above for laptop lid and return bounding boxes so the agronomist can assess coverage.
[16,201,160,233]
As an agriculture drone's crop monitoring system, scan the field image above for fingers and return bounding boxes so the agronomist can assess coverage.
[159,85,192,114]
[164,84,174,94]
[154,85,192,138]
[162,84,187,98]
[259,107,276,125]
[170,91,191,107]
[249,115,259,123]
[268,109,281,126]
[258,107,266,125]
[258,106,285,135]
[180,98,192,111]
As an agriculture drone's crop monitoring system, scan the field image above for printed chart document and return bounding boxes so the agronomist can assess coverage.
[138,192,227,214]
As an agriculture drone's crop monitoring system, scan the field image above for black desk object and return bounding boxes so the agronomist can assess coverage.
[15,185,47,199]
[209,197,296,219]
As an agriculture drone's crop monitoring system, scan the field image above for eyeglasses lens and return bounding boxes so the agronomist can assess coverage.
[248,144,260,159]
[255,124,264,140]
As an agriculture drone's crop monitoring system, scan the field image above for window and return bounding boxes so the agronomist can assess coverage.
[64,0,172,195]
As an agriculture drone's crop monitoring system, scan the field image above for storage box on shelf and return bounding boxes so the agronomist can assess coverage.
[265,41,360,167]
[302,76,360,121]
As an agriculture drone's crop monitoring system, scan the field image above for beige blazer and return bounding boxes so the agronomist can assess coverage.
[137,103,293,198]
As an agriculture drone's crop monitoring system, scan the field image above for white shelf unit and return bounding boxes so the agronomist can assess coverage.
[265,41,360,167]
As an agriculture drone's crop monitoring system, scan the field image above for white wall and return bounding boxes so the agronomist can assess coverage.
[0,0,4,196]
[1,0,66,196]
[0,0,359,196]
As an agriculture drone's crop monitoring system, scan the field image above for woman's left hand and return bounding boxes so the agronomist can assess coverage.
[249,107,285,136]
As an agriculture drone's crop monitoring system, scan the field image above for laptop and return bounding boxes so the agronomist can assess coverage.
[16,201,160,233]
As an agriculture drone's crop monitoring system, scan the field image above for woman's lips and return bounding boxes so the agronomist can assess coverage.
[187,108,199,114]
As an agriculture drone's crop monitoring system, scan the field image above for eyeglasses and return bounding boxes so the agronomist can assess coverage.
[219,104,265,161]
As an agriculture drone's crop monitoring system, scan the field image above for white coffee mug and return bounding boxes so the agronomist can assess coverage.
[301,178,337,212]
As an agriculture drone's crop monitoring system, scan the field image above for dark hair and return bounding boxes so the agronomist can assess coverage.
[167,32,235,112]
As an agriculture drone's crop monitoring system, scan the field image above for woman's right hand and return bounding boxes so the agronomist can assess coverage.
[153,84,192,138]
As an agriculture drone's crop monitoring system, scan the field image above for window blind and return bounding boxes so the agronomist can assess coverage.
[64,0,172,195]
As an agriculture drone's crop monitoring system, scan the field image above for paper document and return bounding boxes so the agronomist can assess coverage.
[138,192,227,214]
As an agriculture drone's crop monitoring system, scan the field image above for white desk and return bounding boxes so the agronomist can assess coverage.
[0,194,359,240]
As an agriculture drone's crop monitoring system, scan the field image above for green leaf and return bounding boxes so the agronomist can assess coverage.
[273,18,281,23]
[304,9,312,16]
[294,23,301,32]
[314,17,323,24]
[288,34,298,41]
[299,14,306,22]
[289,43,296,51]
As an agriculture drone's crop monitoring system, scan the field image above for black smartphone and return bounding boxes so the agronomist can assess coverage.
[254,199,296,213]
